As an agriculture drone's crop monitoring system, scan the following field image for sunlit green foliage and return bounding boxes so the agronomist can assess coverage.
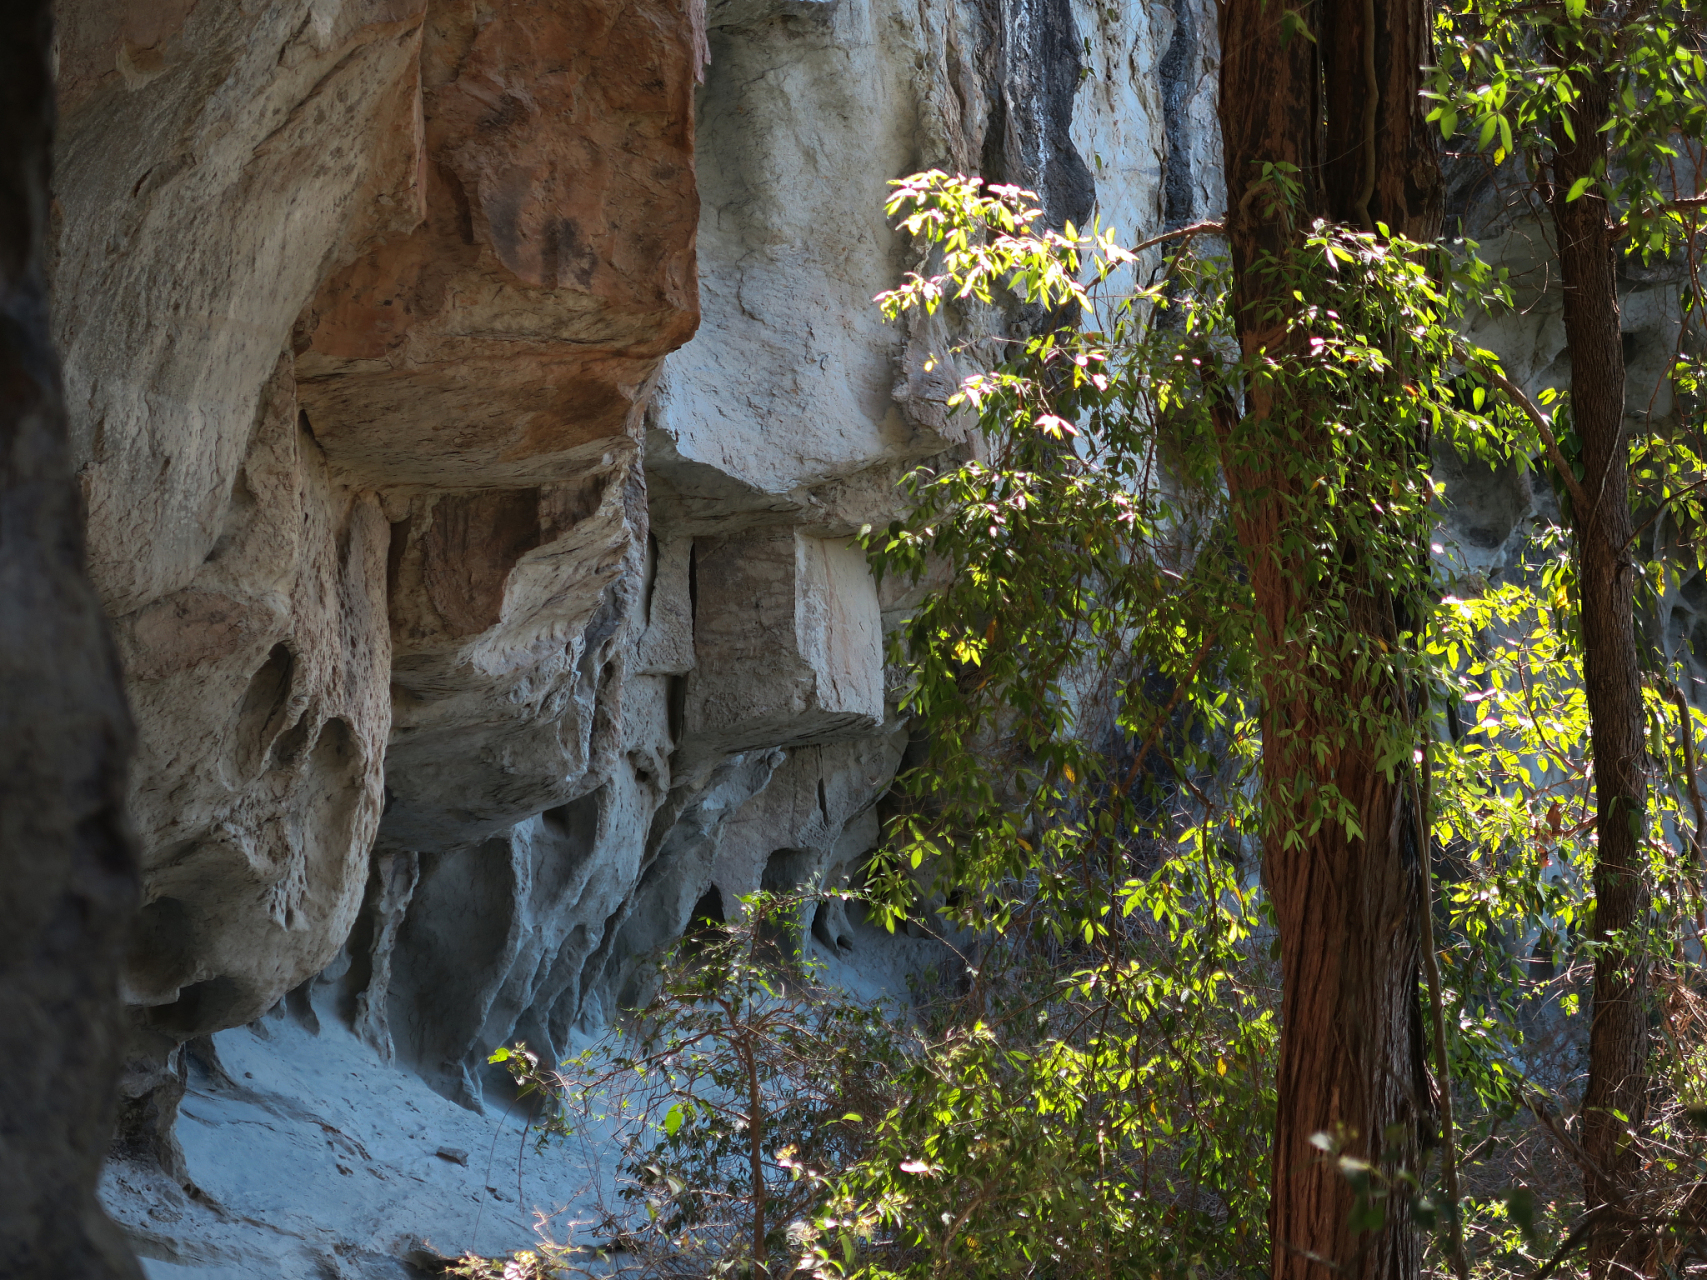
[816,853,1277,1279]
[1426,0,1707,558]
[826,171,1707,1277]
[859,171,1535,903]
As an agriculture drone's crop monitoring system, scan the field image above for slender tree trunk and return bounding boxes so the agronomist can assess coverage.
[1545,27,1651,1278]
[0,4,144,1276]
[748,1032,767,1273]
[1217,2,1440,1276]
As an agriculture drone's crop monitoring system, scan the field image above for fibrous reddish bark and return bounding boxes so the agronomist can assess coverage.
[0,2,143,1275]
[1216,2,1441,1276]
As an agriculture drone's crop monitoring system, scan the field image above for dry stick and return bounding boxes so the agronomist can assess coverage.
[1415,759,1470,1280]
[1451,337,1593,517]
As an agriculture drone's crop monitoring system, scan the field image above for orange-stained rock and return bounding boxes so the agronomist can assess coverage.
[294,0,701,488]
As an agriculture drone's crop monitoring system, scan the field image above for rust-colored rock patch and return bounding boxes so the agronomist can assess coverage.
[295,0,701,488]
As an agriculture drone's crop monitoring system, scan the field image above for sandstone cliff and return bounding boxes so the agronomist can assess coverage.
[48,0,1704,1271]
[52,0,1219,1271]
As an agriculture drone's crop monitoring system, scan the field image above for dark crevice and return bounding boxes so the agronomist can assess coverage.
[762,847,814,892]
[147,976,250,1039]
[643,530,660,627]
[689,884,725,928]
[1158,0,1200,230]
[235,643,295,777]
[985,0,1095,231]
[686,540,699,633]
[667,673,687,746]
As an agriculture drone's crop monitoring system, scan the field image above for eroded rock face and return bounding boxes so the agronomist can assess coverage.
[49,0,1692,1273]
[680,529,885,761]
[377,460,650,851]
[52,0,1220,1270]
[53,0,423,1042]
[53,0,428,618]
[54,0,706,1044]
[116,359,391,1035]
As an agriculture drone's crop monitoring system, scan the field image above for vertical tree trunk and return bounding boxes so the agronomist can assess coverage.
[0,4,144,1276]
[1217,2,1440,1276]
[1545,27,1651,1278]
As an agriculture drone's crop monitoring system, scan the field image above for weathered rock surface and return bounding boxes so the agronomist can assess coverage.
[48,0,1220,1271]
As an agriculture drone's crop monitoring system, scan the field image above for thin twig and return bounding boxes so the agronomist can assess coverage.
[1524,1089,1613,1192]
[1128,220,1227,257]
[1529,1205,1606,1280]
[472,1093,525,1255]
[1670,683,1706,874]
[1459,1118,1502,1166]
[1614,193,1707,237]
[1622,474,1707,553]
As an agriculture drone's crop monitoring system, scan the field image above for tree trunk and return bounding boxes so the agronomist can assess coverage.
[1545,27,1651,1278]
[1217,2,1440,1276]
[0,4,144,1276]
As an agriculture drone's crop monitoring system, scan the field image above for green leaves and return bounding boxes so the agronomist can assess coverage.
[854,123,1707,1274]
[879,171,1102,321]
[1430,0,1707,256]
[853,169,1571,1276]
[1278,6,1316,47]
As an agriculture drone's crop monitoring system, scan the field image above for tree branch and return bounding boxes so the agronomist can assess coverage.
[1451,337,1593,516]
[1615,194,1707,237]
[1129,220,1226,256]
